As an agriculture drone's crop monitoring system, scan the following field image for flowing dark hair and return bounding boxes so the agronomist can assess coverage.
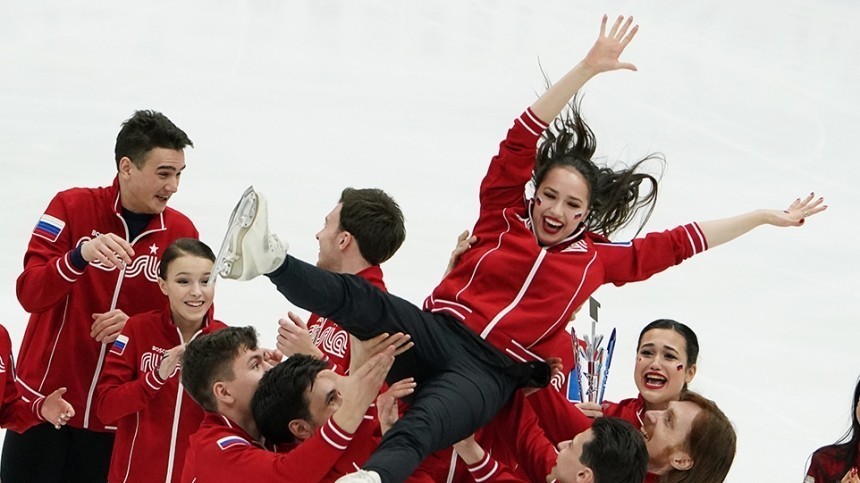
[533,96,662,238]
[825,377,860,477]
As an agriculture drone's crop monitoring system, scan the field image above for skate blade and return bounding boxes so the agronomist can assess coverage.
[210,186,258,284]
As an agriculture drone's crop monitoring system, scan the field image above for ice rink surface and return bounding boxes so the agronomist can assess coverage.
[1,1,858,480]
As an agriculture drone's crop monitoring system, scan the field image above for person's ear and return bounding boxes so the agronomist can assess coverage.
[577,466,594,483]
[157,277,168,296]
[670,451,694,471]
[212,381,234,406]
[338,231,353,251]
[685,364,697,384]
[289,419,314,441]
[118,157,135,178]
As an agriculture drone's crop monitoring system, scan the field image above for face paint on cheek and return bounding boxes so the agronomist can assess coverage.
[676,364,684,372]
[535,196,543,206]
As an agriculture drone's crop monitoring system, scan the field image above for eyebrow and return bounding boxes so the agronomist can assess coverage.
[543,187,584,203]
[156,165,186,172]
[640,342,679,354]
[247,353,262,367]
[171,271,212,277]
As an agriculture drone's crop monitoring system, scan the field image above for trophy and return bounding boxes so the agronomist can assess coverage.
[567,297,617,404]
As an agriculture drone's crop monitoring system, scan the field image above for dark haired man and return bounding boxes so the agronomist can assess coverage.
[180,328,395,482]
[1,110,198,482]
[251,354,406,480]
[547,417,648,483]
[275,187,410,376]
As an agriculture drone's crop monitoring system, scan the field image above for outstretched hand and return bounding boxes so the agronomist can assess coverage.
[277,312,322,359]
[348,332,413,374]
[582,15,639,75]
[772,193,827,227]
[376,377,416,435]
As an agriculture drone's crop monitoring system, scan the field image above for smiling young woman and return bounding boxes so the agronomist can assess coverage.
[94,239,228,483]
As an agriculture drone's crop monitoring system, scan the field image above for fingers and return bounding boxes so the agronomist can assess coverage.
[286,311,308,330]
[616,16,633,40]
[599,14,607,37]
[44,388,74,429]
[787,192,828,222]
[358,345,396,378]
[385,377,417,399]
[264,348,284,364]
[384,333,412,352]
[91,310,128,341]
[91,314,126,343]
[621,24,639,48]
[82,234,134,268]
[456,230,470,244]
[608,15,623,38]
[393,341,415,357]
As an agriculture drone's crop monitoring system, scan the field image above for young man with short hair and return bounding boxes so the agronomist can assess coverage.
[275,187,409,376]
[1,110,198,482]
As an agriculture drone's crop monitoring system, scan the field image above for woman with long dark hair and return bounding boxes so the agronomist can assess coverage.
[806,378,860,482]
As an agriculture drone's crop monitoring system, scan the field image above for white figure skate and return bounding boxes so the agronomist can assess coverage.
[210,186,287,283]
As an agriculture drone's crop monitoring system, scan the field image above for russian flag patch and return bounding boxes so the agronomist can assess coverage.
[33,214,66,243]
[217,436,249,450]
[110,334,129,356]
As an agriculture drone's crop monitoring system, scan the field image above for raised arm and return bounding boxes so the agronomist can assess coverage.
[530,15,639,124]
[698,193,826,249]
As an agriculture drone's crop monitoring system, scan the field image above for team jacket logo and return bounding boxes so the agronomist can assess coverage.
[551,370,566,392]
[77,235,160,282]
[141,350,180,378]
[33,214,66,243]
[111,335,129,356]
[309,318,348,358]
[0,356,6,373]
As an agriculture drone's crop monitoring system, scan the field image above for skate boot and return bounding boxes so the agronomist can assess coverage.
[212,186,287,282]
[334,470,381,483]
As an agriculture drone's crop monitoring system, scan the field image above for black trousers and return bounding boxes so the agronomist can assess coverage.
[1,423,115,483]
[268,255,546,483]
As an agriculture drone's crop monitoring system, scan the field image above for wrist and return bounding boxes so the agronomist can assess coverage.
[331,403,366,434]
[456,443,486,465]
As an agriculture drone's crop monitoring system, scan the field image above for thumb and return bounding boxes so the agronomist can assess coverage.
[619,62,637,71]
[50,387,68,399]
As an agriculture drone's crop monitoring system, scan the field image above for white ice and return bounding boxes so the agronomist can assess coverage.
[1,1,858,481]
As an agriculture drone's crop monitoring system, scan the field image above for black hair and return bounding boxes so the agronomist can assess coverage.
[181,326,258,412]
[637,319,700,367]
[251,354,329,444]
[582,417,649,483]
[533,97,661,238]
[338,187,406,265]
[819,377,860,477]
[158,238,216,280]
[115,110,193,169]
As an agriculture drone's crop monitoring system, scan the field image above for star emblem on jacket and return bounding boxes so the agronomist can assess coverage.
[149,244,159,255]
